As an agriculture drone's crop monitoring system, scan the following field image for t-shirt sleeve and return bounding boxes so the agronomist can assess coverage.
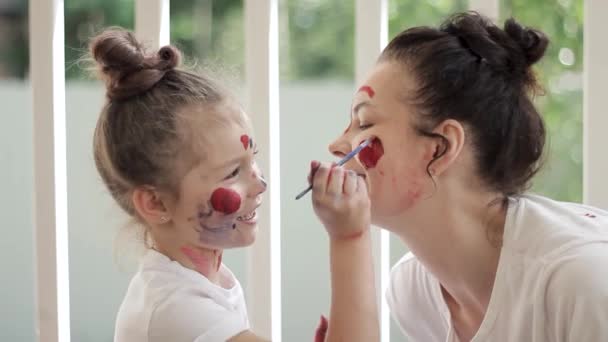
[148,294,248,342]
[545,242,608,341]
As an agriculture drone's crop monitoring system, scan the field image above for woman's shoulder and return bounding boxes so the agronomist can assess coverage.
[505,194,608,257]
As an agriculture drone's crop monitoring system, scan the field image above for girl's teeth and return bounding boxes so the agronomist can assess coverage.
[237,211,255,221]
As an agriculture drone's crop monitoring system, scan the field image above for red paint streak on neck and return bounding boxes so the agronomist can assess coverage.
[210,188,241,214]
[181,246,215,276]
[358,138,384,169]
[358,85,375,98]
[216,250,223,272]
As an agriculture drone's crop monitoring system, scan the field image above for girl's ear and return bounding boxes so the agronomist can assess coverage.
[132,186,172,225]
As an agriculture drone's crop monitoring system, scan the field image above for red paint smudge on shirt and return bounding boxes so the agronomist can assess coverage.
[358,137,384,169]
[210,188,241,214]
[240,135,249,150]
[358,85,375,98]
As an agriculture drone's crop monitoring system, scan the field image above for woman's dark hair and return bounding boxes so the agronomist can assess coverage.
[380,11,549,197]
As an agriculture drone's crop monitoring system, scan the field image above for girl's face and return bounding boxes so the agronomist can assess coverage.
[168,111,267,250]
[328,62,437,228]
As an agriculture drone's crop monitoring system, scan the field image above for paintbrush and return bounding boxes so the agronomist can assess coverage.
[295,138,372,200]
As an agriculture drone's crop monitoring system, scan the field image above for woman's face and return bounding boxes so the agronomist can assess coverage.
[328,62,437,228]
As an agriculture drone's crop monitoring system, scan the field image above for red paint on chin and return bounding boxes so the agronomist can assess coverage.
[358,85,375,98]
[358,137,384,169]
[210,188,241,214]
[240,135,249,150]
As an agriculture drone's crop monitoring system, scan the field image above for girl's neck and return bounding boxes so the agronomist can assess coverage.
[154,242,224,285]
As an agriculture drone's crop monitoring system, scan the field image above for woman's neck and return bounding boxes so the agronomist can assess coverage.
[392,183,506,317]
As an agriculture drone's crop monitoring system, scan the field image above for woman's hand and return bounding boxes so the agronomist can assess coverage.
[308,161,371,240]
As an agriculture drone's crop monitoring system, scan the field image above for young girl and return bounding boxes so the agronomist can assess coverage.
[90,28,269,342]
[311,11,608,342]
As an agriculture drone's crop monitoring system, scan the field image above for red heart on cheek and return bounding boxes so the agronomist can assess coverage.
[240,135,249,150]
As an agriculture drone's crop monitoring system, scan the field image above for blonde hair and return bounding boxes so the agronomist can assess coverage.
[90,28,238,220]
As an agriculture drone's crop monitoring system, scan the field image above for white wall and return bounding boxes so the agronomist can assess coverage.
[0,81,36,342]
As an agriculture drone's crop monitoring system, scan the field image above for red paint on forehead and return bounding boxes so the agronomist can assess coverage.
[210,188,241,214]
[358,137,384,169]
[358,85,375,98]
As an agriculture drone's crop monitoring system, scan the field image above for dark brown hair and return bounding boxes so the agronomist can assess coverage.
[90,28,236,217]
[380,11,548,197]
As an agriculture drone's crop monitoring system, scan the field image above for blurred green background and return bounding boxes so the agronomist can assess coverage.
[0,0,581,202]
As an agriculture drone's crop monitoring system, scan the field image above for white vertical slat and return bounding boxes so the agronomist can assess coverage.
[135,0,170,48]
[355,1,390,341]
[584,1,608,208]
[29,1,70,341]
[468,0,500,22]
[244,0,281,340]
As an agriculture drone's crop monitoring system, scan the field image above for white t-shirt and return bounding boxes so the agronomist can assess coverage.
[386,194,608,342]
[114,249,249,342]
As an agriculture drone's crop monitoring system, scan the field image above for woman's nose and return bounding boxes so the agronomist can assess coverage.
[328,134,351,159]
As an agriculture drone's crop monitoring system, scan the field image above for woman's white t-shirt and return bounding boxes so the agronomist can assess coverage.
[114,249,249,342]
[386,194,608,342]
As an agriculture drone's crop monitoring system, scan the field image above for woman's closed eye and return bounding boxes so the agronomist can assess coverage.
[359,123,373,130]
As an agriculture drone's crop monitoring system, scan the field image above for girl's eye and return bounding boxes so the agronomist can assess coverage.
[225,167,240,180]
[359,123,373,130]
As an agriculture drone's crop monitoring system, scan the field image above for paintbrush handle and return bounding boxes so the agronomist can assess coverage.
[295,184,313,200]
[295,138,371,200]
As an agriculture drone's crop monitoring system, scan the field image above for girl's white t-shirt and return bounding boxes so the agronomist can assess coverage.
[114,249,249,342]
[386,194,608,342]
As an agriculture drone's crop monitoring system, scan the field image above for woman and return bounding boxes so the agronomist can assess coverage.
[311,11,608,342]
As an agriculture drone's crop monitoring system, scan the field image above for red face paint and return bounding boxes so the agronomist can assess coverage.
[358,85,375,98]
[210,188,241,214]
[240,135,249,150]
[358,137,384,169]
